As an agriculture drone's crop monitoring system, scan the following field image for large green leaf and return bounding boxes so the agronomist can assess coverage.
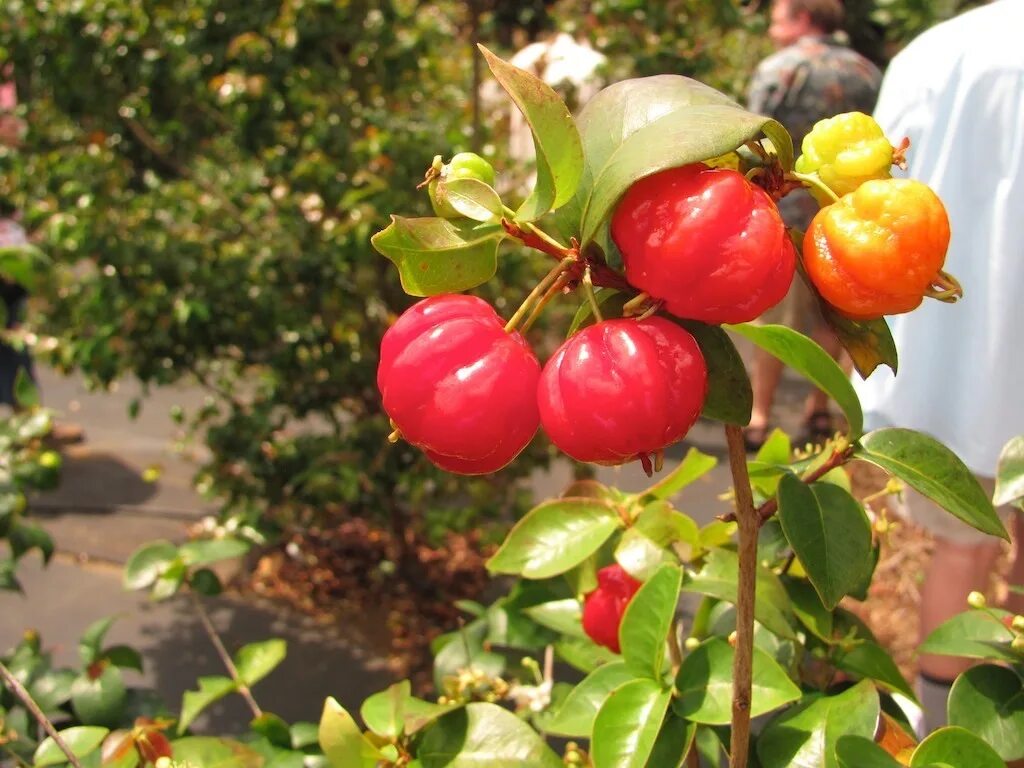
[33,726,109,767]
[616,502,697,579]
[994,435,1024,508]
[729,323,862,439]
[947,665,1024,761]
[178,676,237,734]
[170,737,265,768]
[479,46,583,221]
[919,608,1017,662]
[619,563,682,679]
[835,736,905,768]
[360,680,410,739]
[909,726,1007,768]
[641,447,718,502]
[554,636,618,674]
[123,540,178,590]
[673,637,800,725]
[487,498,621,579]
[522,599,586,639]
[591,679,672,768]
[757,680,880,768]
[646,712,697,768]
[8,523,55,564]
[234,638,287,687]
[857,429,1007,539]
[783,577,834,643]
[370,216,503,297]
[684,548,796,639]
[676,320,752,426]
[78,617,116,665]
[835,640,917,702]
[419,702,562,768]
[777,476,873,610]
[542,661,637,738]
[179,538,251,567]
[433,178,503,223]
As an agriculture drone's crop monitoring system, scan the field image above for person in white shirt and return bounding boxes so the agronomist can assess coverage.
[852,0,1024,730]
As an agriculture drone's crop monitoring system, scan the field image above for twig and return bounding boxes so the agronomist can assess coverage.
[504,256,575,333]
[190,592,263,719]
[0,661,84,768]
[724,425,758,768]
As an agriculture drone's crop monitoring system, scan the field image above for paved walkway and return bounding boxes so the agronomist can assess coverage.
[1,358,813,731]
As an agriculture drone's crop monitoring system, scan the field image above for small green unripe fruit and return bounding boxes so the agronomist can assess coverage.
[38,450,62,470]
[428,152,496,219]
[967,590,987,609]
[1012,615,1024,633]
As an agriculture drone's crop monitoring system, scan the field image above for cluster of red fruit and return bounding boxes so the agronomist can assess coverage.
[378,163,796,475]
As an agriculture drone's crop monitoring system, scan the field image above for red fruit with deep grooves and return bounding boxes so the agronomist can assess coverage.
[582,564,643,653]
[611,163,796,324]
[377,294,541,475]
[537,317,707,465]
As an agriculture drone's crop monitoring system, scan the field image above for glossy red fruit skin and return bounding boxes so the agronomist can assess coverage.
[537,317,707,465]
[611,163,796,324]
[582,564,643,653]
[377,294,541,475]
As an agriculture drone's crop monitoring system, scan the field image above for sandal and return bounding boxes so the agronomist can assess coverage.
[798,409,834,447]
[742,424,770,453]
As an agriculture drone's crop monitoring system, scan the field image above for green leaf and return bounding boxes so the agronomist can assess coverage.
[290,722,320,750]
[151,559,186,601]
[478,46,584,221]
[728,323,863,439]
[371,216,503,297]
[33,726,109,767]
[684,548,796,639]
[28,669,76,712]
[0,243,49,290]
[14,368,40,409]
[79,617,116,665]
[947,665,1024,761]
[616,502,697,578]
[646,712,697,768]
[543,661,637,738]
[522,599,586,639]
[433,178,503,223]
[319,697,378,768]
[591,679,672,768]
[921,610,1015,663]
[857,428,1008,539]
[641,447,718,502]
[757,428,792,466]
[554,636,619,674]
[619,563,682,679]
[487,498,622,579]
[403,697,461,737]
[777,477,873,610]
[419,702,562,767]
[567,289,625,336]
[910,726,1007,768]
[782,577,833,642]
[819,302,898,379]
[994,436,1024,507]
[178,676,238,734]
[360,680,409,739]
[836,639,917,702]
[675,319,753,427]
[432,619,505,691]
[168,737,265,768]
[835,736,905,768]
[190,568,223,596]
[234,638,287,687]
[251,712,292,749]
[673,637,800,725]
[757,680,880,768]
[9,523,54,564]
[179,538,250,567]
[70,666,127,727]
[123,540,179,590]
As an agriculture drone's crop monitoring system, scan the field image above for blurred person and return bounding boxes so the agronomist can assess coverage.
[852,0,1024,732]
[0,64,82,442]
[744,0,881,450]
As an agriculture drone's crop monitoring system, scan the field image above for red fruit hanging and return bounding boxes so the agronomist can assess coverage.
[377,294,541,475]
[610,163,796,324]
[537,317,707,467]
[582,564,643,653]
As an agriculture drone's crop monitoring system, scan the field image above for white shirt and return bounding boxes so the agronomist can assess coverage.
[853,0,1024,474]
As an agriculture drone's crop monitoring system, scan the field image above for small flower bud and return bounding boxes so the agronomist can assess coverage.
[684,637,701,652]
[1012,635,1024,653]
[728,631,738,647]
[967,591,987,609]
[1012,615,1024,633]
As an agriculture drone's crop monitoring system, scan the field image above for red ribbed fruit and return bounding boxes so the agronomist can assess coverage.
[582,564,643,653]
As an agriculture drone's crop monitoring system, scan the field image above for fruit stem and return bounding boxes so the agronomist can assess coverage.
[501,209,577,260]
[583,267,604,323]
[622,291,650,316]
[925,269,963,303]
[790,171,839,204]
[387,428,402,444]
[520,272,572,334]
[724,424,758,768]
[504,256,577,334]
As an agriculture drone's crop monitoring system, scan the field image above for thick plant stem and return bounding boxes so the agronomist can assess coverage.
[0,661,83,768]
[190,592,263,720]
[724,424,758,768]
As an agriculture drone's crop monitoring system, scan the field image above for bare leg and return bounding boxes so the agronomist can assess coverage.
[1006,514,1024,615]
[805,323,842,419]
[749,348,783,431]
